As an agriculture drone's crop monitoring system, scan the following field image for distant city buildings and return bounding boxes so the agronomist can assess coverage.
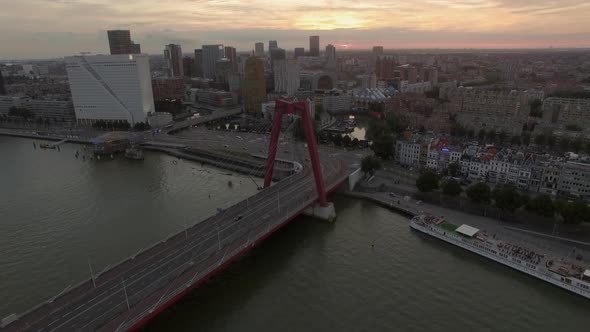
[254,42,264,57]
[294,47,305,58]
[325,44,336,61]
[244,57,266,113]
[215,58,232,84]
[202,44,224,80]
[375,56,397,80]
[309,36,320,57]
[0,96,76,123]
[182,56,193,77]
[269,40,278,53]
[372,46,384,55]
[224,46,237,73]
[131,41,141,54]
[0,71,5,95]
[164,44,183,78]
[541,97,590,134]
[274,58,299,96]
[65,54,154,125]
[107,30,132,55]
[194,49,203,77]
[397,64,418,84]
[188,88,235,107]
[152,78,185,101]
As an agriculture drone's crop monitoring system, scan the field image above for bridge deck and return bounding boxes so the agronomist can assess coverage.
[1,158,347,332]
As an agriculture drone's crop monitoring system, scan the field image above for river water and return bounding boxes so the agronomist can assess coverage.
[1,136,589,331]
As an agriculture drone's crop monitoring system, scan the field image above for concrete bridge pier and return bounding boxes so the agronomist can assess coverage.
[304,202,336,222]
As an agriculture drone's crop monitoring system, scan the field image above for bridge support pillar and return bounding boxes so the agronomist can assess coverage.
[304,202,336,222]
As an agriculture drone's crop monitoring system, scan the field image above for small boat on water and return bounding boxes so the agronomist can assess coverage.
[39,143,56,149]
[124,147,144,160]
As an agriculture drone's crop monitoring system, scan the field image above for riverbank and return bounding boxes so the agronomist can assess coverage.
[343,190,590,254]
[0,128,91,144]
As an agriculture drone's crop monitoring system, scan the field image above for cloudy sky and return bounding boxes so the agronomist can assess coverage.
[1,0,589,59]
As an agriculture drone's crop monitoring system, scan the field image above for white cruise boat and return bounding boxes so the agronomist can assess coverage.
[410,214,590,300]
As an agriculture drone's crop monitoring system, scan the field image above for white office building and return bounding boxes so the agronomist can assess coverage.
[65,54,154,125]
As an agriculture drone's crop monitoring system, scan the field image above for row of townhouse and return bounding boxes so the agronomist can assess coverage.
[397,133,590,201]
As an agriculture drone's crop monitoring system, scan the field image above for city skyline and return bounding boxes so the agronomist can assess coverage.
[1,0,590,59]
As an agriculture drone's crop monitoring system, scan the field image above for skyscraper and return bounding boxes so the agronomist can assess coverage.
[294,47,305,58]
[202,44,224,80]
[309,36,320,57]
[325,44,336,60]
[215,58,232,84]
[65,54,154,125]
[224,46,237,73]
[254,42,264,57]
[131,41,141,54]
[270,48,286,73]
[107,30,132,55]
[0,71,6,95]
[372,46,384,55]
[269,40,278,52]
[164,44,183,77]
[183,56,194,77]
[244,57,266,113]
[194,49,203,77]
[274,59,300,96]
[375,56,396,80]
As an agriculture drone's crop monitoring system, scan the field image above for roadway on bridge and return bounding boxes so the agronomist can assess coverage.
[2,129,359,332]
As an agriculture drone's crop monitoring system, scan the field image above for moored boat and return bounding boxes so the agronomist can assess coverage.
[410,214,590,300]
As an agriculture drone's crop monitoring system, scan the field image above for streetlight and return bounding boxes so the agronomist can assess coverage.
[87,257,96,288]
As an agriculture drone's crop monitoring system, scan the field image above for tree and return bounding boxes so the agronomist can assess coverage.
[526,194,554,218]
[547,135,556,148]
[560,137,570,151]
[534,134,546,145]
[519,193,531,207]
[385,115,403,134]
[450,123,466,137]
[342,135,352,146]
[466,182,491,204]
[351,138,359,146]
[448,162,460,177]
[442,180,462,196]
[133,122,151,131]
[529,99,543,118]
[510,136,521,145]
[478,129,486,141]
[498,131,507,143]
[572,138,584,153]
[565,124,582,132]
[416,171,439,192]
[493,186,522,212]
[555,200,590,224]
[521,133,531,146]
[486,129,496,142]
[293,118,318,141]
[366,119,390,141]
[371,135,394,159]
[361,155,382,176]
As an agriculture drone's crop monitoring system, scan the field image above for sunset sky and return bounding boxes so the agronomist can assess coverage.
[1,0,589,59]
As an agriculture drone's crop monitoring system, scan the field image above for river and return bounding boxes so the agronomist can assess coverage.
[1,136,589,331]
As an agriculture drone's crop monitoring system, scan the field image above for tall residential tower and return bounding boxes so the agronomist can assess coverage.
[164,44,183,77]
